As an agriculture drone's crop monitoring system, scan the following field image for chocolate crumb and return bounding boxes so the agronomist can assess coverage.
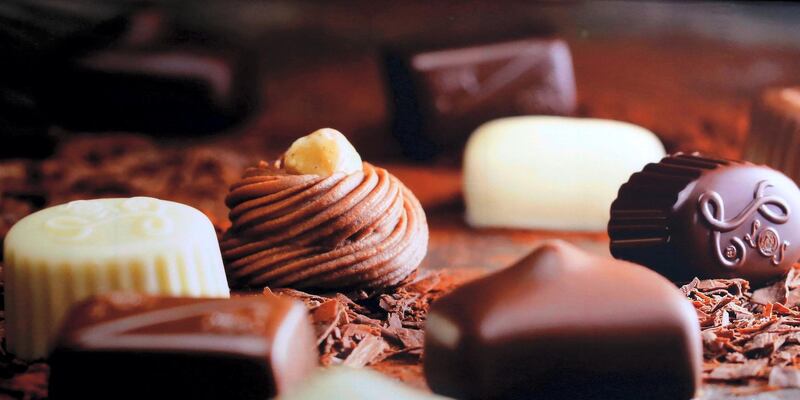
[684,266,800,387]
[270,269,480,368]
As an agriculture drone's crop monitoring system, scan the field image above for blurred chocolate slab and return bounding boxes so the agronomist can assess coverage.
[49,293,318,400]
[0,87,54,158]
[744,87,800,179]
[0,0,138,76]
[38,47,258,134]
[0,1,164,156]
[384,37,576,159]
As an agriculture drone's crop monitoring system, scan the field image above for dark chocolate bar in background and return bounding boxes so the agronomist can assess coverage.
[49,293,318,400]
[37,46,259,135]
[383,37,576,160]
[0,0,142,158]
[0,86,54,158]
[0,0,139,74]
[0,0,259,145]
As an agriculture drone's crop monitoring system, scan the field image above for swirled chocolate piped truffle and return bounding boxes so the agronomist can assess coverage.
[221,129,428,290]
[609,153,800,285]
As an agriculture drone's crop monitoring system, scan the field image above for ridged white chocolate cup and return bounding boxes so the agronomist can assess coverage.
[3,197,230,359]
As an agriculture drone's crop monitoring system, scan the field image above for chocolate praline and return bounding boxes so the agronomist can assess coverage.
[424,240,701,400]
[48,293,318,400]
[609,153,800,285]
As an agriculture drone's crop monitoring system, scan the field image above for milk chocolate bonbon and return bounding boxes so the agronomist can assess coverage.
[424,241,701,400]
[222,129,428,290]
[49,293,317,400]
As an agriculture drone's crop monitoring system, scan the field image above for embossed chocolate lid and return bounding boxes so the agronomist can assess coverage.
[609,153,800,285]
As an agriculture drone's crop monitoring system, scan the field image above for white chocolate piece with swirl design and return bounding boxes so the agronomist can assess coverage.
[3,197,230,359]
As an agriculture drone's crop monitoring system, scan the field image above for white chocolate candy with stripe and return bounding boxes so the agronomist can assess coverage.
[463,116,666,231]
[3,197,230,359]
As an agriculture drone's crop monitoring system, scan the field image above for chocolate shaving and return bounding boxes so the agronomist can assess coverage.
[3,134,253,238]
[0,302,48,399]
[342,336,389,368]
[684,266,800,386]
[769,367,800,388]
[270,269,480,368]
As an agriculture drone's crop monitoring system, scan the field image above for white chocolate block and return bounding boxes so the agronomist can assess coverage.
[463,116,665,231]
[284,128,363,177]
[3,197,230,359]
[279,367,449,400]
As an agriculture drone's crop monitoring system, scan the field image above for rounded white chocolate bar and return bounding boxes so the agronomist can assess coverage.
[463,116,665,231]
[3,197,230,359]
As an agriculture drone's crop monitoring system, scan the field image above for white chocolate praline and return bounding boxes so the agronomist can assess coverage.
[284,128,363,177]
[3,197,230,360]
[279,367,448,400]
[464,116,666,231]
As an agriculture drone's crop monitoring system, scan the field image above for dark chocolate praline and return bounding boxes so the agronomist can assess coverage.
[609,153,800,285]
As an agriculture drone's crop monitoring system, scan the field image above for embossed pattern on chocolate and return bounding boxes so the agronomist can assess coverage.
[44,198,174,241]
[609,153,800,285]
[698,180,790,268]
[384,37,576,159]
[221,161,428,290]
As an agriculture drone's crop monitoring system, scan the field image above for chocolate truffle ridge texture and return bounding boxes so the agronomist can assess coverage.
[609,153,800,285]
[221,161,428,291]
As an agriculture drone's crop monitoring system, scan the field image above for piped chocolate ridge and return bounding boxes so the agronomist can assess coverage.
[221,161,428,291]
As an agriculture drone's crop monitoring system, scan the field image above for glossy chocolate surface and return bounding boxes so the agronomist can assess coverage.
[424,241,701,400]
[383,37,576,159]
[49,293,317,400]
[610,153,800,285]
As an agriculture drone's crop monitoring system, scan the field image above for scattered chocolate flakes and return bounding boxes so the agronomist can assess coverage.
[43,141,250,234]
[268,269,481,368]
[342,336,389,368]
[0,135,253,239]
[685,266,800,387]
[0,160,44,260]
